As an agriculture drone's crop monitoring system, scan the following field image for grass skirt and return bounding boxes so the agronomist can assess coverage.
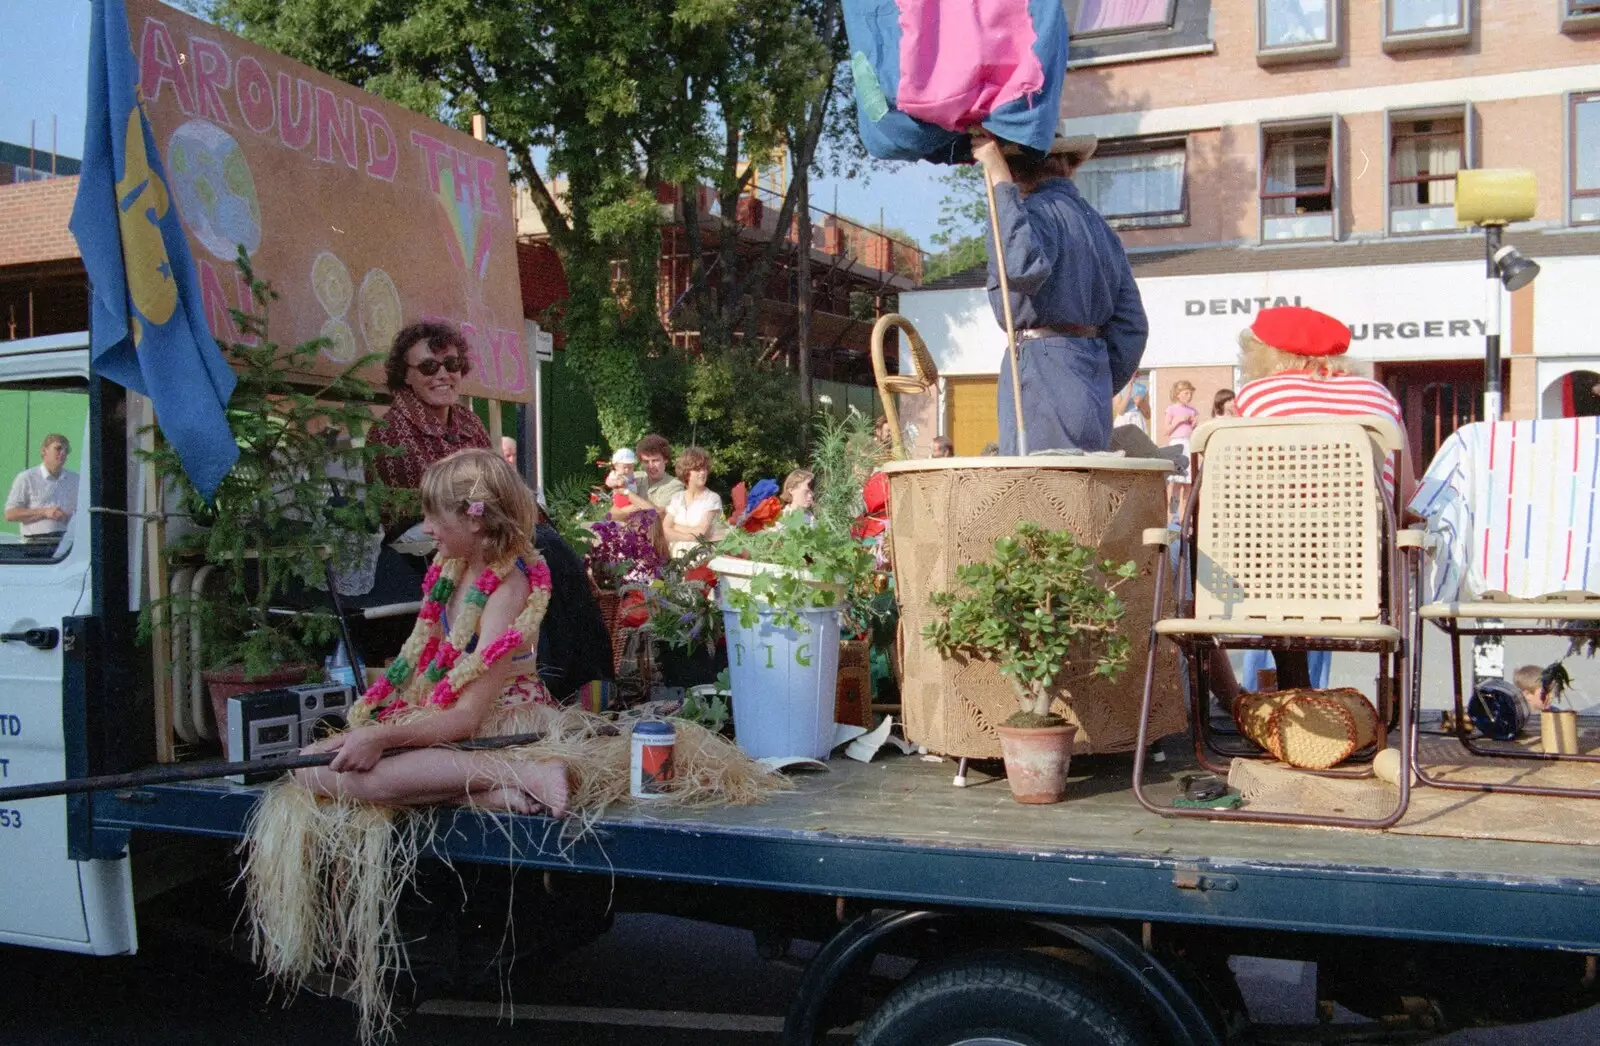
[241,704,790,1043]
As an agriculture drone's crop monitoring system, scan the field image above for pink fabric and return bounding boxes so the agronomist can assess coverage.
[894,0,1043,132]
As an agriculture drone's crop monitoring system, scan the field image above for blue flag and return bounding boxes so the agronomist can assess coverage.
[70,0,239,500]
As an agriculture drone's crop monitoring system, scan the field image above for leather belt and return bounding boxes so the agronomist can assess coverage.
[1017,324,1102,341]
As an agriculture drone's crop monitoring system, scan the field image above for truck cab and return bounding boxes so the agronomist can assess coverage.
[0,333,136,955]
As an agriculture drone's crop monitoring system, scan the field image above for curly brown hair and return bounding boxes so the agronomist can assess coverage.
[635,434,671,461]
[674,446,711,483]
[385,322,472,391]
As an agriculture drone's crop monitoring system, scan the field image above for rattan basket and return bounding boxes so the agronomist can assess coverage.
[884,456,1182,758]
[1234,687,1380,770]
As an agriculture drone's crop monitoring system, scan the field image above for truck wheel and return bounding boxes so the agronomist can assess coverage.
[856,951,1155,1046]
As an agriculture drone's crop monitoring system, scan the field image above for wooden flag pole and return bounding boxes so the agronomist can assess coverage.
[983,167,1028,455]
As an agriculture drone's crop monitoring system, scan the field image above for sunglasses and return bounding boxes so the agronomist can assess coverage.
[411,354,472,377]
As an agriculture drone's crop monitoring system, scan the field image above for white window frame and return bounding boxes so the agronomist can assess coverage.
[1069,0,1179,40]
[1381,0,1471,53]
[1259,117,1341,243]
[1385,104,1474,236]
[1562,0,1600,34]
[1257,0,1342,65]
[1567,91,1600,226]
[1074,136,1190,231]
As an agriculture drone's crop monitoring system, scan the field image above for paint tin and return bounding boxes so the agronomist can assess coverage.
[630,720,676,799]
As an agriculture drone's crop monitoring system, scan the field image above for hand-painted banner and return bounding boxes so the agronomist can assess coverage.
[125,0,530,401]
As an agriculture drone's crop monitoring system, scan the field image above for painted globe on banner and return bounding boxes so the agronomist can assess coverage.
[167,119,262,262]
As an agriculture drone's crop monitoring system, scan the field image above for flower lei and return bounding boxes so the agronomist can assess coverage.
[355,551,553,722]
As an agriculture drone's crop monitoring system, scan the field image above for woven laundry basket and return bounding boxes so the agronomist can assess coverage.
[884,455,1182,758]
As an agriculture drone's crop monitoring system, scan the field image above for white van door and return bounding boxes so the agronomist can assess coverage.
[0,339,135,954]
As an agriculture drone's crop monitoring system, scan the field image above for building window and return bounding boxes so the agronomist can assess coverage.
[1257,0,1341,64]
[1571,93,1600,224]
[1388,109,1468,234]
[1381,0,1469,51]
[1261,122,1337,242]
[1563,0,1600,33]
[1075,138,1188,230]
[1071,0,1178,37]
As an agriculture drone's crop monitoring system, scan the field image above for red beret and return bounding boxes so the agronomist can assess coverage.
[1250,306,1350,357]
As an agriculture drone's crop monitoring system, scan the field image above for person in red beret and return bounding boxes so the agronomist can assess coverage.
[1220,306,1415,695]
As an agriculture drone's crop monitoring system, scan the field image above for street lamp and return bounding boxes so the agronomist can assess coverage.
[1455,169,1540,420]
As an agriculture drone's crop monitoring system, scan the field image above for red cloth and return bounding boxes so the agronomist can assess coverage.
[740,498,783,532]
[367,388,492,490]
[853,471,890,539]
[1250,306,1350,357]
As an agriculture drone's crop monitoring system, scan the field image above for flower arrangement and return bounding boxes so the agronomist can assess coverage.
[584,517,665,591]
[630,541,724,654]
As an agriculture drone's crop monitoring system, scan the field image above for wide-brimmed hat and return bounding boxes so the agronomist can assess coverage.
[1049,132,1098,161]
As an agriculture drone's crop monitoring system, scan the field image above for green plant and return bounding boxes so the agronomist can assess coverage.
[541,472,607,557]
[630,541,724,655]
[677,671,732,735]
[922,522,1138,729]
[140,251,409,678]
[715,411,886,634]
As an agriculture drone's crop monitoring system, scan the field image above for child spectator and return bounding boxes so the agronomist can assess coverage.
[1163,380,1197,521]
[1514,664,1553,712]
[604,448,647,510]
[1212,388,1237,418]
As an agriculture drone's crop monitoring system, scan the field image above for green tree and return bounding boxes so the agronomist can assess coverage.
[924,163,988,284]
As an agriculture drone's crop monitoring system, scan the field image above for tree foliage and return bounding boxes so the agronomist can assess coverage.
[924,163,987,284]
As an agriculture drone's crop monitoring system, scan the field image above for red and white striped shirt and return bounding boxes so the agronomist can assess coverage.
[1233,371,1404,491]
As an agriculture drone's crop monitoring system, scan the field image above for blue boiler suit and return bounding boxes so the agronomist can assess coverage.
[986,178,1148,454]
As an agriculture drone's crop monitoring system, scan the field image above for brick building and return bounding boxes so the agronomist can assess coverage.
[898,0,1600,461]
[0,175,85,341]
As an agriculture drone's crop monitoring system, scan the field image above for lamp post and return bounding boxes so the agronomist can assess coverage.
[1455,169,1540,420]
[1453,170,1540,690]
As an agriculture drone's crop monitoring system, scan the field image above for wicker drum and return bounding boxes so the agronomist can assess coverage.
[884,456,1183,758]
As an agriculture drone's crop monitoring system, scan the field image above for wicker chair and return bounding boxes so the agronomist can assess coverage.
[1402,417,1600,799]
[1131,416,1415,827]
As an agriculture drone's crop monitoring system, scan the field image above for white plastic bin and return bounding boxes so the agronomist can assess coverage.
[710,557,843,761]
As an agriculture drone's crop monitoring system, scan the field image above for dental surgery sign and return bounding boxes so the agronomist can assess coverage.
[124,0,529,401]
[1134,260,1503,370]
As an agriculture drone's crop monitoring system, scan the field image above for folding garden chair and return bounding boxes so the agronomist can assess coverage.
[1403,417,1600,799]
[1132,416,1414,827]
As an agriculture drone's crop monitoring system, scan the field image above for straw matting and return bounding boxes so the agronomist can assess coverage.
[1229,730,1600,845]
[886,462,1183,758]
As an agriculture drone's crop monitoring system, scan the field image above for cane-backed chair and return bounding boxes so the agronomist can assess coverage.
[1132,416,1414,827]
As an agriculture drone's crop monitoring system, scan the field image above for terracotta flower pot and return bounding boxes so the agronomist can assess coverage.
[996,723,1078,804]
[204,664,315,743]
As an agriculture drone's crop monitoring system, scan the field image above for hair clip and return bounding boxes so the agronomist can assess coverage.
[467,500,486,517]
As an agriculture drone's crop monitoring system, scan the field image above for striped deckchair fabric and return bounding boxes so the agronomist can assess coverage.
[1408,418,1600,603]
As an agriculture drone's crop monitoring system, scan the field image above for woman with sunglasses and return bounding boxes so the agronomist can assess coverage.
[368,322,492,500]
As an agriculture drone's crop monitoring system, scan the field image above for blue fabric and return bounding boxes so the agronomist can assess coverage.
[739,478,780,523]
[70,0,238,500]
[987,179,1148,451]
[841,0,1069,163]
[996,337,1110,455]
[1241,650,1332,691]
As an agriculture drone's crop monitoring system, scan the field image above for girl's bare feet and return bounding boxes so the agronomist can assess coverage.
[477,760,569,818]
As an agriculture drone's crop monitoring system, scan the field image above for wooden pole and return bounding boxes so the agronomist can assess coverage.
[468,113,505,451]
[983,168,1027,455]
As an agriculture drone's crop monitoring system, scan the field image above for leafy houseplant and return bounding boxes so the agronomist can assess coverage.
[141,252,408,695]
[714,411,887,634]
[923,522,1137,803]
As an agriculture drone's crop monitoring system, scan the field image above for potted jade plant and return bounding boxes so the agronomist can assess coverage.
[923,521,1137,804]
[141,252,407,738]
[708,412,887,759]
